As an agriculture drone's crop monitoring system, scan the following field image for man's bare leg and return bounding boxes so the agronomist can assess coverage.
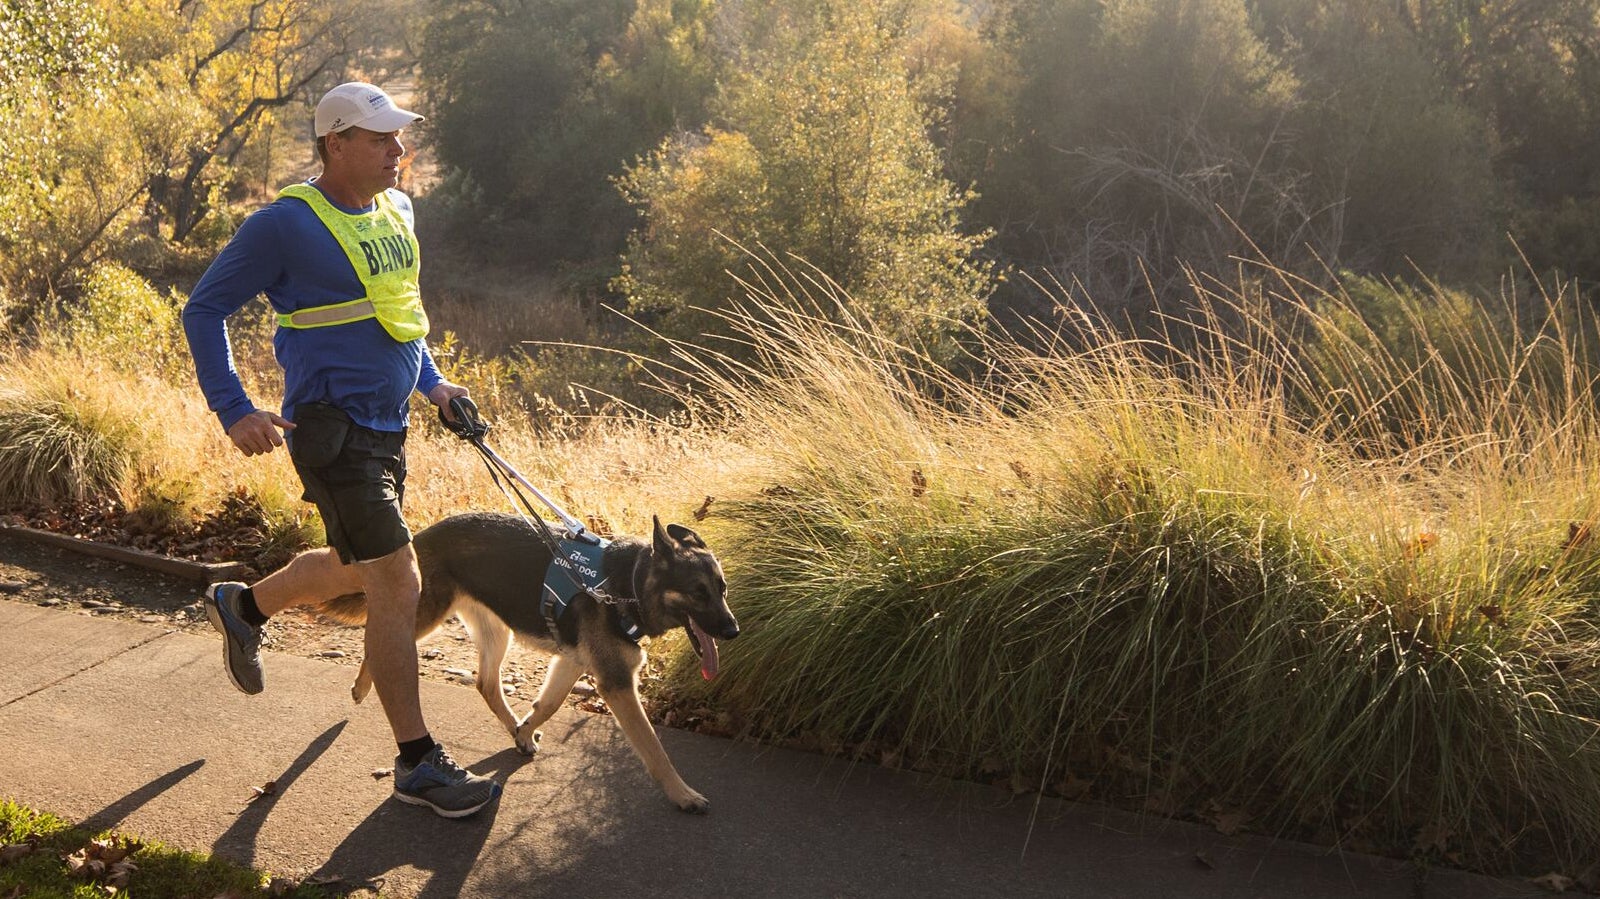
[249,543,425,740]
[350,543,427,743]
[249,546,363,617]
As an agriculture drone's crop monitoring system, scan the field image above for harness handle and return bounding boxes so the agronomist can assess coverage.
[440,395,490,441]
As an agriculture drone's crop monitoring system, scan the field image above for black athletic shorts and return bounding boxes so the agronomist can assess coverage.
[287,402,411,564]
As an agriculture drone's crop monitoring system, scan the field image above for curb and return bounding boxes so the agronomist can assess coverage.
[0,525,246,584]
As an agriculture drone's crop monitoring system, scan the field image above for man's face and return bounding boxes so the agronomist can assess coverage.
[328,126,405,197]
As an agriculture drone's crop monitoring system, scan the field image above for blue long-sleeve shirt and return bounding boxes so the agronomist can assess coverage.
[182,183,444,434]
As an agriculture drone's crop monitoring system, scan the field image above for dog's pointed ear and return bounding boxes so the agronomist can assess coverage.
[652,514,674,557]
[667,522,706,549]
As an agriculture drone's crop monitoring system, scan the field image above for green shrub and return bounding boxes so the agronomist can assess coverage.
[615,0,992,365]
[55,262,190,380]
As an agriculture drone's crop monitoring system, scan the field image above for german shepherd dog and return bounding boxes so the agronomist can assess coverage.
[317,511,739,813]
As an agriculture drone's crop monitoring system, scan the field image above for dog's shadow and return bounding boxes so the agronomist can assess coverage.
[464,725,728,897]
[307,747,525,898]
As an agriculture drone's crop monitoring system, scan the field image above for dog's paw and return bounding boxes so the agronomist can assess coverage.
[350,670,373,704]
[673,788,710,814]
[514,729,542,756]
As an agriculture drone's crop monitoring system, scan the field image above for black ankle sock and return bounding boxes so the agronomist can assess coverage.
[238,587,269,628]
[398,735,437,767]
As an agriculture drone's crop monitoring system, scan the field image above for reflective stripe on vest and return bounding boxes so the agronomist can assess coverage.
[274,183,429,342]
[281,298,377,328]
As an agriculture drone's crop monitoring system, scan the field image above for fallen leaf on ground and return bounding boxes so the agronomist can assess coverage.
[63,849,94,878]
[1532,872,1575,892]
[102,839,139,865]
[0,840,37,864]
[64,836,142,883]
[105,858,138,891]
[244,781,278,805]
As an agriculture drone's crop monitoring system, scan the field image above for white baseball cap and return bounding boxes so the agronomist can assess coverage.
[314,82,424,137]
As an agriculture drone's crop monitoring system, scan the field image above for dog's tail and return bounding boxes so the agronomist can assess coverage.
[316,592,369,625]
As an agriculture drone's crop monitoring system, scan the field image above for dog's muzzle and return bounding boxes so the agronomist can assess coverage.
[686,615,739,680]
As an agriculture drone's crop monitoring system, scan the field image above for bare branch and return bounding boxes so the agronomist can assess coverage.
[189,0,272,87]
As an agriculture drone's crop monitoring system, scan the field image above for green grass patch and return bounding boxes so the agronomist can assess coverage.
[0,799,336,898]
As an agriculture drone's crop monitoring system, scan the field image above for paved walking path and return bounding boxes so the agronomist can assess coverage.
[0,601,1541,898]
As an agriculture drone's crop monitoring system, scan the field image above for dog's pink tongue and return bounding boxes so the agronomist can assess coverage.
[691,619,720,680]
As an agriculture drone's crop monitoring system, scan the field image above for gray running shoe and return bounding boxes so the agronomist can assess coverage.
[203,582,264,695]
[393,745,502,818]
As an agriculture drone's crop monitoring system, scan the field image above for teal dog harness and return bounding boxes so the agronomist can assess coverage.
[541,534,643,644]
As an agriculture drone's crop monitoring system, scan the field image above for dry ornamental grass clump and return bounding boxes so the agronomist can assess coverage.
[648,259,1600,876]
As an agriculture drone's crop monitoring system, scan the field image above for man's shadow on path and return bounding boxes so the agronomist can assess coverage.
[212,720,348,866]
[80,758,207,833]
[67,723,347,869]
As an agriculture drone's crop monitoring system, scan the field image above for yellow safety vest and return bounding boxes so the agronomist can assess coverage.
[273,183,429,342]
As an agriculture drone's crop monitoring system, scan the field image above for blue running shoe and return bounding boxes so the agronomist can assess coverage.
[393,745,502,818]
[203,582,264,695]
